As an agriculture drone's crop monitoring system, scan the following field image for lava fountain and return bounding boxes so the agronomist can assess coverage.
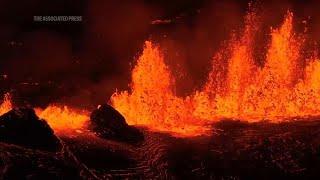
[0,93,89,135]
[35,105,89,135]
[111,11,320,137]
[111,41,211,136]
[0,93,13,116]
[1,11,320,138]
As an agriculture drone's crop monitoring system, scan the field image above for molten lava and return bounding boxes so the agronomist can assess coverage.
[111,41,211,136]
[0,93,12,116]
[0,93,89,135]
[111,11,320,136]
[1,11,320,137]
[35,105,89,135]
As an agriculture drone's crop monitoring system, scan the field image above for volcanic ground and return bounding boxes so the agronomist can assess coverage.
[1,118,320,179]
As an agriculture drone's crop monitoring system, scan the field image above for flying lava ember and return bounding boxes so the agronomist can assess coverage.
[1,11,320,137]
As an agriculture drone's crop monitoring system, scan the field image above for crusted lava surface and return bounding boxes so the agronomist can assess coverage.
[1,119,320,179]
[61,119,320,179]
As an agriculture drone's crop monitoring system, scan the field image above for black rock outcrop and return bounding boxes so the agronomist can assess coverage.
[89,104,144,143]
[0,108,61,151]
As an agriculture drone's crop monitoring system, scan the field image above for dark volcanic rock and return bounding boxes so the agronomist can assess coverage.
[0,142,82,180]
[0,108,61,152]
[89,104,144,143]
[56,120,320,179]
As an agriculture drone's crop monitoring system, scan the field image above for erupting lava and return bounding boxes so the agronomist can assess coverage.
[111,11,320,136]
[2,10,320,137]
[0,93,89,135]
[35,105,89,135]
[112,41,211,136]
[0,93,12,116]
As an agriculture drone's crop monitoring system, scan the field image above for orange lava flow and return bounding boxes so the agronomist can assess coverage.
[0,93,13,116]
[111,11,320,137]
[35,105,90,135]
[0,94,89,135]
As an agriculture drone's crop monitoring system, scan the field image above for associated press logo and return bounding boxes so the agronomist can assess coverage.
[33,16,82,22]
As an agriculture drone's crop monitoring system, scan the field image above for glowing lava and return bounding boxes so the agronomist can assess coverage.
[0,93,12,116]
[111,41,211,136]
[35,105,89,135]
[0,93,89,135]
[1,10,320,137]
[111,11,320,136]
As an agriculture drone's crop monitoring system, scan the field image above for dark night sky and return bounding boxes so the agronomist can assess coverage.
[0,0,320,108]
